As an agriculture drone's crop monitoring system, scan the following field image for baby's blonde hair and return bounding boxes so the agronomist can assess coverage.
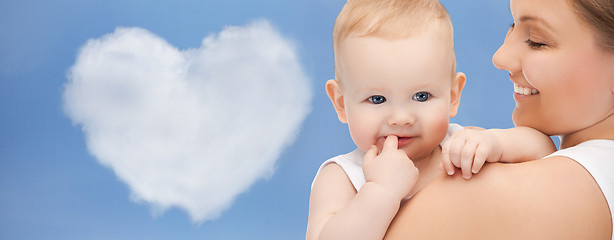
[333,0,456,82]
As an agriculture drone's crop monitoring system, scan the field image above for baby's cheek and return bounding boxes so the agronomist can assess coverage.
[347,120,377,153]
[435,119,450,139]
[428,113,451,142]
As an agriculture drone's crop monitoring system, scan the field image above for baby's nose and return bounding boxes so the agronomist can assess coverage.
[387,109,415,126]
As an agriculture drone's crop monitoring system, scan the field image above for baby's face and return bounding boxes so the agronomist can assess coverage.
[337,32,456,160]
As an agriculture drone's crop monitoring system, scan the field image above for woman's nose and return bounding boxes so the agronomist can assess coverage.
[492,35,521,73]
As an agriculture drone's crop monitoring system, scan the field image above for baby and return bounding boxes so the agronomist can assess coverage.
[306,0,556,239]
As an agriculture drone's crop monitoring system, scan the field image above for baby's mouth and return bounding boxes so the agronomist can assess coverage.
[397,137,414,146]
[377,136,414,147]
[514,83,539,95]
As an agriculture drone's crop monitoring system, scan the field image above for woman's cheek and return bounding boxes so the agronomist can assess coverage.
[523,55,554,89]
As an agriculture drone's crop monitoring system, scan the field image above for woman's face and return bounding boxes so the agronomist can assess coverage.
[492,0,614,137]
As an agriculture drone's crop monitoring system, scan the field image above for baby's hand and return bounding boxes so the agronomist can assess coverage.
[441,128,503,179]
[363,135,419,200]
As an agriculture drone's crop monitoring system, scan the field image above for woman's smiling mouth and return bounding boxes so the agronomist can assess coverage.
[514,83,539,95]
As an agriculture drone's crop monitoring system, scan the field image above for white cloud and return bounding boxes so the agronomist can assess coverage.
[63,20,312,223]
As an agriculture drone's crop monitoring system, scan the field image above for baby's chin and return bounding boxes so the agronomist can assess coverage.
[404,141,446,160]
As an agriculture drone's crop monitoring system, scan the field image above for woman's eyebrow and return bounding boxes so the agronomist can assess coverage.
[519,15,555,32]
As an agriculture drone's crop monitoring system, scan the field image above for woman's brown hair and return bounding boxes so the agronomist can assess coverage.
[569,0,614,51]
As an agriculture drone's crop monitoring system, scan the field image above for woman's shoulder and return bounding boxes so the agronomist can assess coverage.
[384,156,612,240]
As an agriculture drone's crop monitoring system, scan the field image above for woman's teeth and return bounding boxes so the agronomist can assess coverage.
[514,83,539,95]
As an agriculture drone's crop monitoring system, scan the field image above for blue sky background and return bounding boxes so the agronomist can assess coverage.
[0,0,541,239]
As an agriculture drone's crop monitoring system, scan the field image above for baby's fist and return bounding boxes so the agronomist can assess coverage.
[363,136,419,200]
[441,128,503,179]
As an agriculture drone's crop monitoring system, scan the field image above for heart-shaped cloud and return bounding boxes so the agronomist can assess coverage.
[63,20,312,223]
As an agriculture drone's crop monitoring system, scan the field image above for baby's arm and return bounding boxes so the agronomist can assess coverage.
[306,136,418,240]
[486,127,556,161]
[441,126,556,179]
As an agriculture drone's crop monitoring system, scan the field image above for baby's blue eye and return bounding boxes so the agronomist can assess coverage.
[413,92,430,102]
[368,95,386,104]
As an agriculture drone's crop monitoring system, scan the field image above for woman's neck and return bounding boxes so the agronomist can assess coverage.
[560,112,614,149]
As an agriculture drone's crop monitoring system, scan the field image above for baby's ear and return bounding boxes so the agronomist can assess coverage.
[325,79,348,123]
[449,72,466,117]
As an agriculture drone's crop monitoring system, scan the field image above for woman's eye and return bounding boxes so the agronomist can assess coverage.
[368,95,387,104]
[525,39,547,49]
[412,92,430,102]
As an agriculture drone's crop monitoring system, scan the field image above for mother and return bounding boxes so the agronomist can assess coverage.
[385,0,614,239]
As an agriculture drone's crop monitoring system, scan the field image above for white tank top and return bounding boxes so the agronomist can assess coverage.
[546,139,614,239]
